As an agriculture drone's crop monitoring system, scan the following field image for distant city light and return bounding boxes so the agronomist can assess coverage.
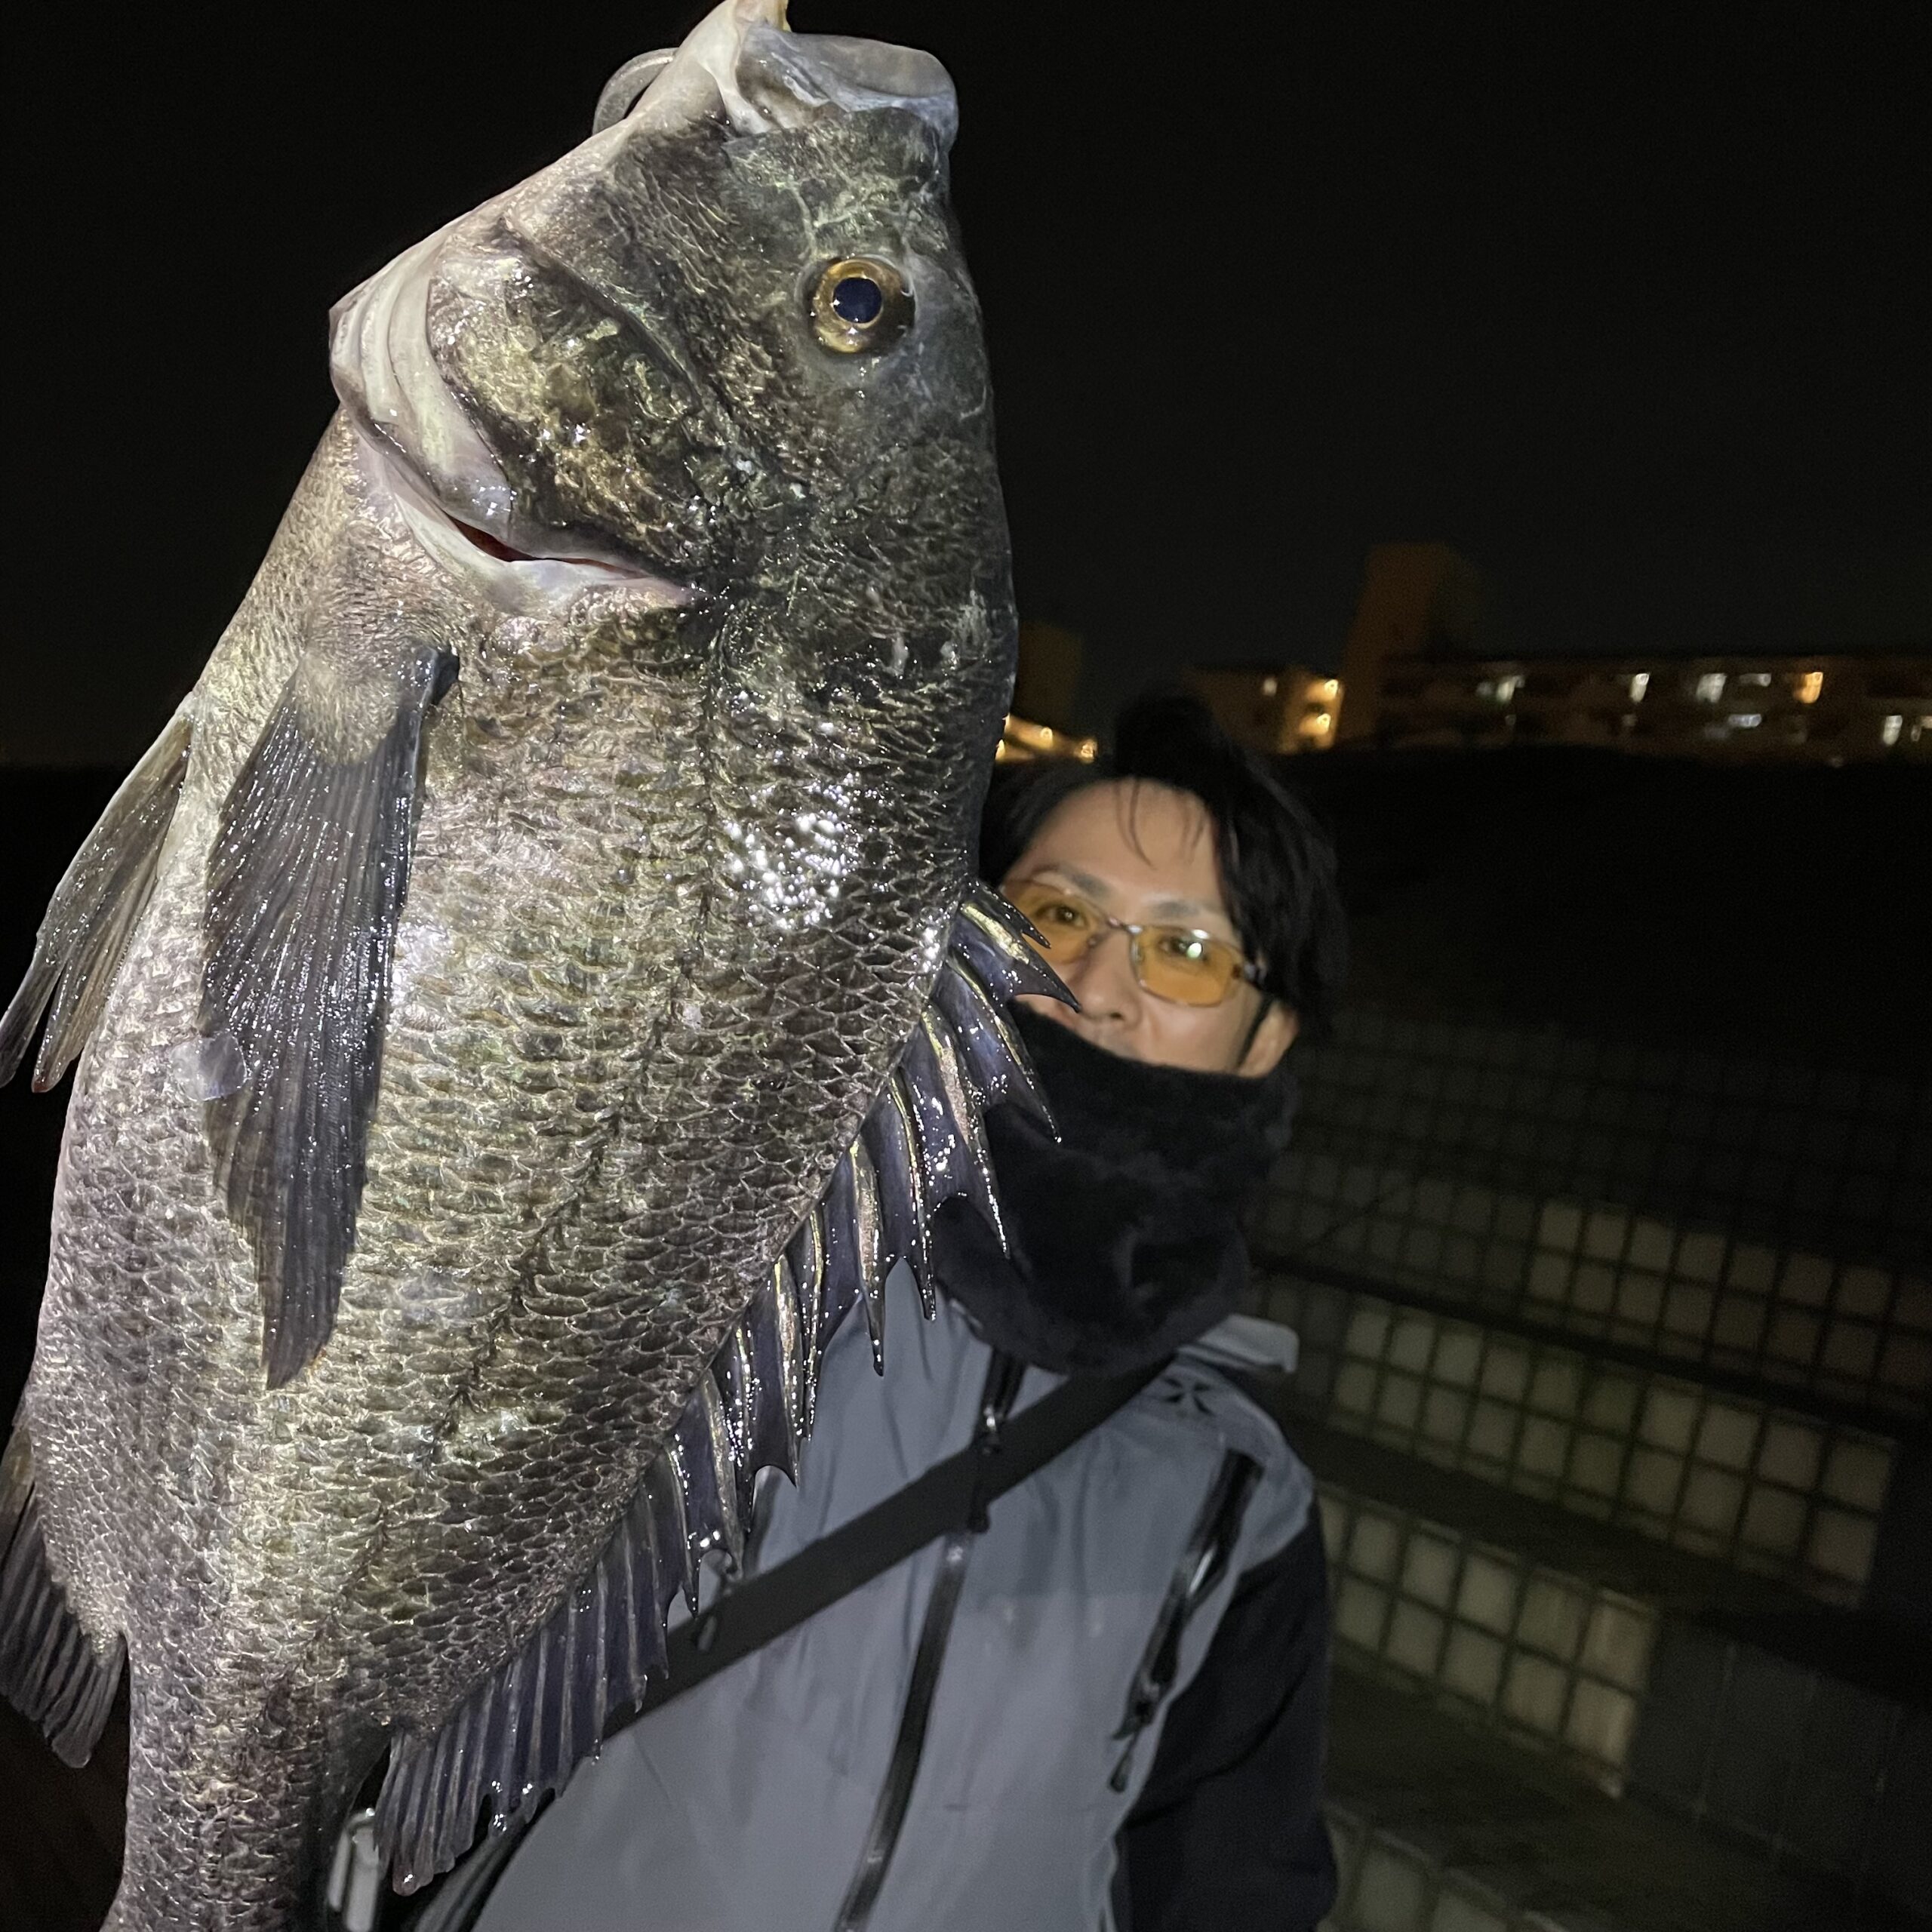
[1796,670,1824,704]
[1731,713,1762,729]
[999,714,1100,764]
[1260,675,1278,697]
[1319,678,1340,699]
[1629,672,1651,702]
[1696,672,1726,703]
[1881,714,1903,746]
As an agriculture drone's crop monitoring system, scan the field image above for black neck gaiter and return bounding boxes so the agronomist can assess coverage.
[931,1005,1297,1377]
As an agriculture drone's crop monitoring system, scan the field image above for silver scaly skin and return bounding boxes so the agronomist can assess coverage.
[0,5,1066,1925]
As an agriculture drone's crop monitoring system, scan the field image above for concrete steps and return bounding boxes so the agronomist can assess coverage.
[1258,1150,1930,1424]
[1320,1670,1919,1932]
[1291,1415,1927,1903]
[1268,1267,1905,1607]
[1247,1005,1931,1925]
[1275,1014,1929,1296]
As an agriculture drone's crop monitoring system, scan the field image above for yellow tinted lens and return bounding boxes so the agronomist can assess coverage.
[1008,884,1101,958]
[1135,927,1245,1006]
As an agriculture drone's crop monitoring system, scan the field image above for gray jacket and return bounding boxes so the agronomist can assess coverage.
[474,1262,1314,1932]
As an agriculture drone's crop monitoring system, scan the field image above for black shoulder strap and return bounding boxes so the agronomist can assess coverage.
[638,1350,1167,1718]
[389,1352,1169,1932]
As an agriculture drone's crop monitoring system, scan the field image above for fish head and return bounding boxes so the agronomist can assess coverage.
[331,0,1013,774]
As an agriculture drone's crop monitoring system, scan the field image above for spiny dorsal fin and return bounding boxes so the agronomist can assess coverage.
[952,884,1073,1011]
[933,957,1055,1132]
[866,1070,933,1317]
[903,1007,1006,1248]
[202,646,455,1388]
[0,710,192,1093]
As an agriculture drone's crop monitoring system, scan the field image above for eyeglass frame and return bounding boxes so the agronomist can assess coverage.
[1003,877,1266,1008]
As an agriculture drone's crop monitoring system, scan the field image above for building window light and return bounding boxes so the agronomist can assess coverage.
[1629,672,1650,702]
[1477,674,1524,703]
[1730,713,1762,729]
[1881,714,1903,746]
[1796,670,1824,703]
[1319,678,1340,699]
[1739,671,1771,688]
[1695,672,1726,703]
[1260,675,1278,697]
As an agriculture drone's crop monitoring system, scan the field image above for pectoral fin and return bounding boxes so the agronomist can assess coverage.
[202,646,455,1387]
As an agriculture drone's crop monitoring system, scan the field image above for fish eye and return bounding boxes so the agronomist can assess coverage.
[809,257,913,355]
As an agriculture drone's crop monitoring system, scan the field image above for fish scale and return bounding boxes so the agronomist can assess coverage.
[0,5,1056,1925]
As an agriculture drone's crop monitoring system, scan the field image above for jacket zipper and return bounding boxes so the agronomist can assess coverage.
[831,1349,1025,1930]
[1106,1448,1260,1794]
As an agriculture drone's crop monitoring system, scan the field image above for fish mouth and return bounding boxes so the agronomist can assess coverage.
[332,226,688,619]
[363,432,689,620]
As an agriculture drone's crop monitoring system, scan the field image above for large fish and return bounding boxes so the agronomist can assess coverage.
[0,5,1063,1924]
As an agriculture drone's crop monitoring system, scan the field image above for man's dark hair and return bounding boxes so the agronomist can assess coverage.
[979,691,1348,1036]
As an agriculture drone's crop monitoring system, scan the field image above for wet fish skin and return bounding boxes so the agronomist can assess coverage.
[3,7,1012,1926]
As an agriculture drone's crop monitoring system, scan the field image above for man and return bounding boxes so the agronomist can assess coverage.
[474,692,1346,1932]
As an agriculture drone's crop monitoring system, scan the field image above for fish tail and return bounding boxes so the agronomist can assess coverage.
[0,1423,125,1766]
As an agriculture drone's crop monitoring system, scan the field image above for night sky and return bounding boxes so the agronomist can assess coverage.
[9,1,1926,761]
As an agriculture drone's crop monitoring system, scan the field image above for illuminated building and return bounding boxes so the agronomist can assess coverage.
[1185,666,1342,753]
[1334,544,1930,761]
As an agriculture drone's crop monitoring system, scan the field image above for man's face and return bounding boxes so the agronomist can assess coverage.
[1002,779,1298,1075]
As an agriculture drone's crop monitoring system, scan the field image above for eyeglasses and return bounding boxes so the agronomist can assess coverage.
[1004,879,1263,1008]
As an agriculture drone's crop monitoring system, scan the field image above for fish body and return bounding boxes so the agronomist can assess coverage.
[0,7,1054,1924]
